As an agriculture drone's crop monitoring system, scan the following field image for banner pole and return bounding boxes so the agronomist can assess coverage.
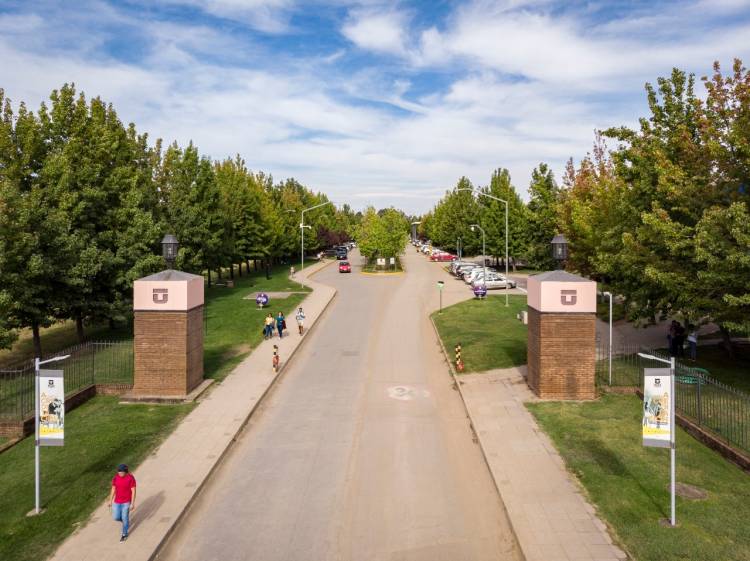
[34,357,40,514]
[670,355,676,526]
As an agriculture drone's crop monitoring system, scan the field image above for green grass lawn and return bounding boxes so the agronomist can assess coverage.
[432,295,527,373]
[0,396,193,561]
[528,394,750,561]
[686,345,750,394]
[203,264,312,381]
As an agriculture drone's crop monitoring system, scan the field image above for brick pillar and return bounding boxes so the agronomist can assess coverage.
[132,307,204,397]
[527,308,596,399]
[526,271,597,400]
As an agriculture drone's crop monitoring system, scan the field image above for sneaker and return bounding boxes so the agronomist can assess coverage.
[120,534,128,543]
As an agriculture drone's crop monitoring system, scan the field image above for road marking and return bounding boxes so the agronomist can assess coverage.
[387,386,430,401]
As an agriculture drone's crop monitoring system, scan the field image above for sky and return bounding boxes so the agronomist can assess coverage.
[1,0,749,214]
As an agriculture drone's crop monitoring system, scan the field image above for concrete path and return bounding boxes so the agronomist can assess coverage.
[456,368,628,561]
[50,260,337,561]
[157,248,521,561]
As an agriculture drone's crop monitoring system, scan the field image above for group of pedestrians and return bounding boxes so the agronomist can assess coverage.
[263,308,306,340]
[668,320,699,360]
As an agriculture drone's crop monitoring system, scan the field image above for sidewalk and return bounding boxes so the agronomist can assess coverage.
[456,367,628,561]
[50,261,337,561]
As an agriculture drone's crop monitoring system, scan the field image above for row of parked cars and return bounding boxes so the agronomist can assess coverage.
[449,260,517,290]
[412,240,456,261]
[412,239,517,291]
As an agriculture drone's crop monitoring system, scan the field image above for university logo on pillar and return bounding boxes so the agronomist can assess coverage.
[560,289,577,306]
[153,288,169,304]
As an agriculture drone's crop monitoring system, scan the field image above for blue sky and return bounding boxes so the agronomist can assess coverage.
[1,0,749,213]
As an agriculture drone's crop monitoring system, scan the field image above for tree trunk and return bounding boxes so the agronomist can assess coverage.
[265,259,271,280]
[76,313,85,343]
[32,321,42,358]
[719,325,735,359]
[218,267,222,280]
[231,263,236,279]
[207,269,212,288]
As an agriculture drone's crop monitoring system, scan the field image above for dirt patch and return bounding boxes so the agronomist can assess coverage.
[243,291,306,300]
[673,482,709,500]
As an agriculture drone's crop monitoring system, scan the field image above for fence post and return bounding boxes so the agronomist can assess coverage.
[697,374,703,426]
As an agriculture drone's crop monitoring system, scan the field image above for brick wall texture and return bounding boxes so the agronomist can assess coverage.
[527,307,596,400]
[133,306,204,397]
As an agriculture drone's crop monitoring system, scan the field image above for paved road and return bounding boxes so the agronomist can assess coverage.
[158,249,521,561]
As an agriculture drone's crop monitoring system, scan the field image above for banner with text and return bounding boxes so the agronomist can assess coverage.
[39,369,65,446]
[642,368,672,448]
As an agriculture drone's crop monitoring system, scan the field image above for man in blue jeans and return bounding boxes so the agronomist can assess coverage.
[109,463,137,542]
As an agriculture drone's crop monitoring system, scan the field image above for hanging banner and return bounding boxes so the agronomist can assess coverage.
[39,369,65,446]
[642,368,671,448]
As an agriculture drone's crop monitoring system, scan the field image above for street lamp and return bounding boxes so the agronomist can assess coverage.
[161,234,179,269]
[456,187,510,306]
[300,201,334,285]
[470,224,486,290]
[551,234,568,269]
[637,351,677,528]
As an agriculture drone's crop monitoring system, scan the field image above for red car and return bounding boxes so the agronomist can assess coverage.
[430,252,455,262]
[338,261,351,273]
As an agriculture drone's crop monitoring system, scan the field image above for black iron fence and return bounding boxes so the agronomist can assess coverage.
[596,342,750,455]
[0,341,133,421]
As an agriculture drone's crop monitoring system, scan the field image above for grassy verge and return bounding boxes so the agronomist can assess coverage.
[528,394,750,561]
[203,264,313,382]
[0,396,193,561]
[432,295,527,372]
[361,257,404,273]
[685,345,750,393]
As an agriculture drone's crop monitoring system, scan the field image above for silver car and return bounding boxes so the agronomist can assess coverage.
[471,275,517,290]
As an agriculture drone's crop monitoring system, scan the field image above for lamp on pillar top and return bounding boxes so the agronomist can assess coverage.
[551,234,568,269]
[161,234,179,269]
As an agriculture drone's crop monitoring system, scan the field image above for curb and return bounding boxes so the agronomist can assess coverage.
[148,261,338,560]
[428,314,527,561]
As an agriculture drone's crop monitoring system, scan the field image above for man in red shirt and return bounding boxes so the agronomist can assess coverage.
[109,463,136,542]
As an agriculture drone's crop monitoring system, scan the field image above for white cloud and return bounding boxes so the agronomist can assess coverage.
[152,0,294,33]
[2,0,750,215]
[342,8,410,55]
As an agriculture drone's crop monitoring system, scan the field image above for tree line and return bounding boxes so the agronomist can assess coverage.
[420,59,749,350]
[0,84,358,357]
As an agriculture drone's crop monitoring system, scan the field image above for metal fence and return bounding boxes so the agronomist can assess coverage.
[596,342,750,455]
[0,340,133,421]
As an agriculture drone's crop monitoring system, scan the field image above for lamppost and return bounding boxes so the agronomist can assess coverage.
[470,224,486,289]
[551,234,568,270]
[456,188,510,306]
[411,221,421,243]
[161,234,179,270]
[603,291,613,385]
[300,201,334,284]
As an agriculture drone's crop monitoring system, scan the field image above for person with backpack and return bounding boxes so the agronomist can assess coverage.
[295,307,306,335]
[276,312,286,338]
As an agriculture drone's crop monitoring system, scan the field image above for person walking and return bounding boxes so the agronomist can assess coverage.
[675,322,686,357]
[668,321,679,356]
[295,307,306,335]
[264,313,274,340]
[109,463,136,542]
[276,312,286,338]
[687,325,698,361]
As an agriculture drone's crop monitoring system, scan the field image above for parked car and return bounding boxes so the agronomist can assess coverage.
[336,246,348,260]
[338,261,351,273]
[464,268,497,284]
[321,248,338,258]
[431,252,455,262]
[452,261,476,275]
[471,275,517,290]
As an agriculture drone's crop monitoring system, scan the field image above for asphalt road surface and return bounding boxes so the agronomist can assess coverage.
[158,249,521,561]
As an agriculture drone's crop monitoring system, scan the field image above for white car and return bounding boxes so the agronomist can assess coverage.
[472,275,517,290]
[464,267,497,284]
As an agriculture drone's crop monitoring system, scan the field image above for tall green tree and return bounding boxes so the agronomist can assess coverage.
[525,163,560,270]
[478,168,528,270]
